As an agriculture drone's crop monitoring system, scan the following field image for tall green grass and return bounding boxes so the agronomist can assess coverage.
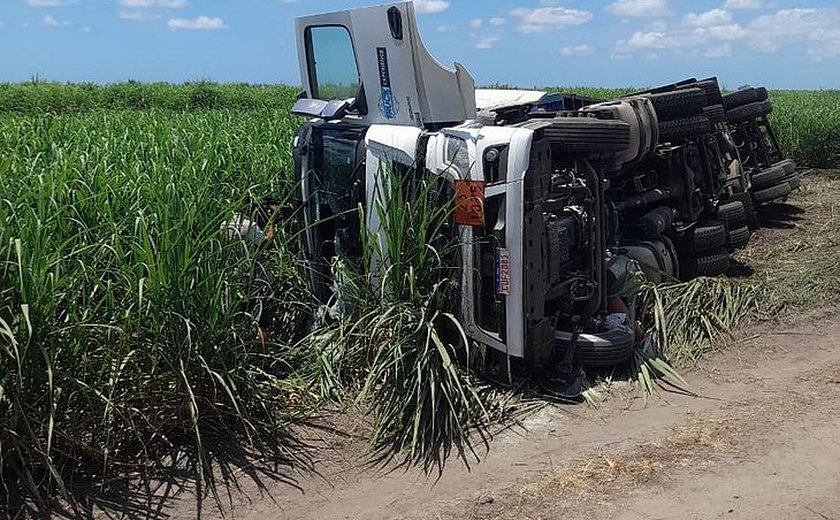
[0,82,299,113]
[769,90,840,169]
[0,109,311,513]
[303,169,496,472]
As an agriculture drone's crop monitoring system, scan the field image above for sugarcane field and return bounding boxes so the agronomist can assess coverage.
[2,1,840,519]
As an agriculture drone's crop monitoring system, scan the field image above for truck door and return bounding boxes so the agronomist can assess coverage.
[295,1,476,127]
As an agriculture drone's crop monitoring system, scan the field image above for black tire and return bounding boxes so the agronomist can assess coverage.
[784,174,801,190]
[753,182,792,204]
[680,248,731,279]
[555,328,634,367]
[659,114,711,142]
[751,164,786,189]
[645,88,706,120]
[773,159,796,175]
[727,225,750,250]
[698,80,724,106]
[717,200,746,229]
[680,80,723,107]
[679,220,727,253]
[726,100,772,122]
[755,87,768,101]
[542,117,631,154]
[703,104,726,123]
[730,192,759,230]
[699,77,725,101]
[722,88,758,110]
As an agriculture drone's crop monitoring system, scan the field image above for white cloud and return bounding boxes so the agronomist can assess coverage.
[722,0,762,10]
[625,30,672,49]
[695,24,745,40]
[120,0,187,7]
[82,26,90,32]
[27,0,70,6]
[436,24,455,32]
[470,18,482,28]
[167,16,226,30]
[42,15,59,26]
[746,8,840,58]
[559,44,593,56]
[0,20,4,28]
[413,0,450,14]
[615,6,840,60]
[120,10,157,22]
[489,17,506,26]
[606,0,668,18]
[704,43,732,57]
[619,21,745,53]
[684,8,732,28]
[511,6,593,33]
[475,35,500,49]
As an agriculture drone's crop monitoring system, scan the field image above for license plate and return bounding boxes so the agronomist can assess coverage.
[453,180,485,227]
[495,248,510,296]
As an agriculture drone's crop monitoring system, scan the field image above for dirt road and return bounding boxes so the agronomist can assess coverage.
[197,305,837,520]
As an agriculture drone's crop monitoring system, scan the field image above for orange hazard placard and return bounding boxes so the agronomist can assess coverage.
[454,180,486,227]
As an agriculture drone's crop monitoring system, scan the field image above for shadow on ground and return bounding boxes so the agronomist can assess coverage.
[757,201,806,230]
[4,416,346,520]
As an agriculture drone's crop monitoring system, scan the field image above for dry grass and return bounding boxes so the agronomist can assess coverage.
[519,416,737,505]
[738,170,840,312]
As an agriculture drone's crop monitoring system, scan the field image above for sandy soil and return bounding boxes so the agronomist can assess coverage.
[209,307,840,520]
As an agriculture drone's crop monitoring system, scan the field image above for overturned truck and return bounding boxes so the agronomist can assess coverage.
[291,2,799,372]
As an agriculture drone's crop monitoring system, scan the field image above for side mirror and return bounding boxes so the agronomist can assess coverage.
[291,98,350,119]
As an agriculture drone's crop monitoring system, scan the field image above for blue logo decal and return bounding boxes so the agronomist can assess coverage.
[376,47,397,120]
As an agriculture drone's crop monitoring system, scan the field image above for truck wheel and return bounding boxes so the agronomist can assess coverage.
[680,80,723,107]
[554,328,634,367]
[659,114,711,142]
[680,248,731,279]
[773,159,796,174]
[542,117,631,154]
[784,174,801,190]
[722,88,758,110]
[702,104,726,124]
[679,220,727,253]
[727,225,750,251]
[751,164,786,189]
[726,100,772,122]
[730,192,760,229]
[717,200,746,229]
[644,88,706,120]
[753,182,792,204]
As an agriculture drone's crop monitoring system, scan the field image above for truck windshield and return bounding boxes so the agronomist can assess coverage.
[307,26,360,101]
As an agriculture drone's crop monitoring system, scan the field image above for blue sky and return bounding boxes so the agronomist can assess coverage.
[1,0,839,88]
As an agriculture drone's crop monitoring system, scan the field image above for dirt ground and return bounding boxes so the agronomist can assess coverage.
[141,171,840,520]
[205,309,840,520]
